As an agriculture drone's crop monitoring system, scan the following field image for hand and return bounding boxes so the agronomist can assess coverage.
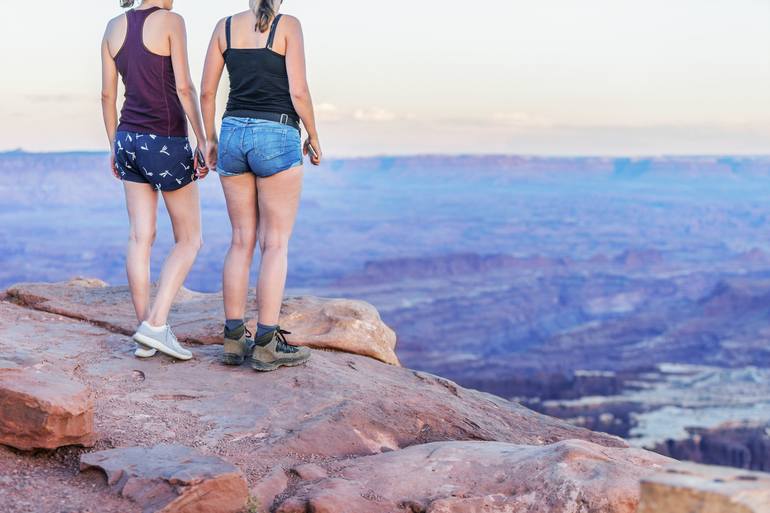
[193,146,210,180]
[205,140,218,172]
[303,136,322,166]
[110,152,120,180]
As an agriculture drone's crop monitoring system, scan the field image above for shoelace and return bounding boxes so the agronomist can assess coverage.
[275,328,299,354]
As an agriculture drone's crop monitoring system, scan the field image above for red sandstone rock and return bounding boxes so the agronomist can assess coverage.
[0,367,94,450]
[250,466,289,512]
[276,439,672,513]
[280,296,399,365]
[291,463,328,481]
[80,444,248,513]
[0,289,666,513]
[6,278,399,365]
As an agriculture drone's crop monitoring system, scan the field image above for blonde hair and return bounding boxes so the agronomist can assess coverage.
[249,0,278,33]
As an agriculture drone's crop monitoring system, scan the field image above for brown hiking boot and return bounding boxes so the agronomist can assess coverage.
[222,324,254,366]
[250,328,311,372]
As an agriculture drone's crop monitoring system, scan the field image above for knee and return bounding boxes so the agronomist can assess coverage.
[129,228,156,249]
[259,235,289,255]
[179,237,203,254]
[231,228,257,254]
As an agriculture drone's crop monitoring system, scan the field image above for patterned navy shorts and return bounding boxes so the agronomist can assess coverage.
[114,131,197,192]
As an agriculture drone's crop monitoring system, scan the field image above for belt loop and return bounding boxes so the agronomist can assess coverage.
[280,113,289,125]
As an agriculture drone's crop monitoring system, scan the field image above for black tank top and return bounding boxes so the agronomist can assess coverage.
[223,15,299,120]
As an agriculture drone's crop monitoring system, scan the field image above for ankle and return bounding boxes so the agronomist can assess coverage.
[145,316,167,329]
[142,321,167,332]
[256,323,278,339]
[225,319,245,332]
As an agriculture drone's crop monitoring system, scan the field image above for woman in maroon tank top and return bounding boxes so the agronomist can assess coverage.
[101,0,208,361]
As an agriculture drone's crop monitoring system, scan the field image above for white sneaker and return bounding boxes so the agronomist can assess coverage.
[132,322,193,361]
[134,343,157,358]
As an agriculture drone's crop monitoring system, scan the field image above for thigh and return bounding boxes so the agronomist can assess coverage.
[161,182,201,242]
[220,173,259,237]
[123,181,158,237]
[257,165,304,243]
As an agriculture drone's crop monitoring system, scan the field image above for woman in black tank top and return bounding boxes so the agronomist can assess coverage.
[201,0,321,371]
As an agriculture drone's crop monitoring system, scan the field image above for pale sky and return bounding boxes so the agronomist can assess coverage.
[0,0,768,156]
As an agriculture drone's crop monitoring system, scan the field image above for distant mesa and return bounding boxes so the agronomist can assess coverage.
[337,249,669,286]
[655,421,770,472]
[613,248,664,268]
[337,253,569,286]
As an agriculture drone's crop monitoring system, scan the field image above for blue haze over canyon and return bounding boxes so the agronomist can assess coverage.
[3,151,770,470]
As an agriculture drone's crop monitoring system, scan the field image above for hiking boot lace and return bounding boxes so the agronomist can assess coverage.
[275,328,299,354]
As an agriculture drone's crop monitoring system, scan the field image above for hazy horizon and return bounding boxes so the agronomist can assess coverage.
[1,0,768,156]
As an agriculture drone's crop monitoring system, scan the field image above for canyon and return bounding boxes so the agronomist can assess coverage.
[2,151,770,471]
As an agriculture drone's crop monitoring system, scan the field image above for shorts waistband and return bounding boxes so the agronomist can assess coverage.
[223,111,301,131]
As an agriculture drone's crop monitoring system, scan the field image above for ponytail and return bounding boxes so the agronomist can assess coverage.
[250,0,277,33]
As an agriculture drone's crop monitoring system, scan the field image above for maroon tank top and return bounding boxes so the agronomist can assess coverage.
[115,7,187,137]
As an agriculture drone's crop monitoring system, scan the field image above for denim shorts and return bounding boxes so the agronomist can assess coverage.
[114,131,196,192]
[217,117,303,178]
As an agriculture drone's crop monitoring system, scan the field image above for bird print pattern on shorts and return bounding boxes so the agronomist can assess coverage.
[114,131,196,191]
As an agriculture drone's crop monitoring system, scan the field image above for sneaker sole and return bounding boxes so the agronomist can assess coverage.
[250,354,310,372]
[134,344,157,358]
[133,333,193,361]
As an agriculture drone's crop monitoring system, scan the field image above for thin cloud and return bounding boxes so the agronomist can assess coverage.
[352,107,418,123]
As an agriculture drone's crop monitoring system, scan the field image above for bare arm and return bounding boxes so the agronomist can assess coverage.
[200,19,226,169]
[101,22,120,178]
[168,13,207,173]
[285,16,321,165]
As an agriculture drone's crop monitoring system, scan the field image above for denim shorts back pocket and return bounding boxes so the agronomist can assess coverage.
[218,125,238,160]
[256,127,289,160]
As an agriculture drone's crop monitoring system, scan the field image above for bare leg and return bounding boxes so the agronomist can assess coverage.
[256,166,304,326]
[145,183,203,327]
[220,173,258,320]
[123,182,158,324]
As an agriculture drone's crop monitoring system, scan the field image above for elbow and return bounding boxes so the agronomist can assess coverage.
[290,87,310,104]
[101,91,116,105]
[176,83,197,99]
[200,89,216,104]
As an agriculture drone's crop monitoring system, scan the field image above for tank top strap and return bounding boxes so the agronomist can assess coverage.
[225,16,232,50]
[266,14,283,50]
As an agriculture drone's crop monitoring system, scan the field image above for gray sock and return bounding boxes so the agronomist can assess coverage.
[256,323,278,339]
[225,319,244,332]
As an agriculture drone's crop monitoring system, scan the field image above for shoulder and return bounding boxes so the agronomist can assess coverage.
[280,14,302,30]
[212,16,229,34]
[279,14,302,35]
[103,13,126,42]
[158,11,188,37]
[231,10,255,22]
[105,13,126,32]
[160,10,185,27]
